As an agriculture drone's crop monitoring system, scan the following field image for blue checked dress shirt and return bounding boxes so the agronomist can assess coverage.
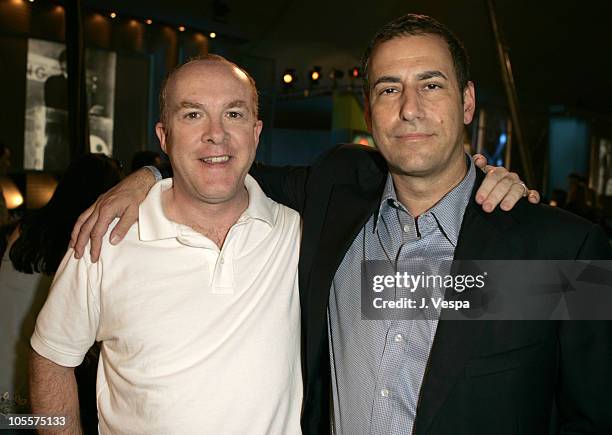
[328,156,475,435]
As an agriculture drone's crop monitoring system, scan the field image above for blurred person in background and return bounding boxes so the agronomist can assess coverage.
[0,153,123,433]
[43,50,69,171]
[565,173,597,222]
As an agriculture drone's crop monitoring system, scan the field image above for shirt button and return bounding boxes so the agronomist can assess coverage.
[402,224,410,233]
[394,333,403,342]
[219,257,225,264]
[381,388,389,398]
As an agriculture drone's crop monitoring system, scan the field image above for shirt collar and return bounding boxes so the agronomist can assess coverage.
[373,154,476,246]
[239,174,276,226]
[138,174,275,242]
[428,156,475,246]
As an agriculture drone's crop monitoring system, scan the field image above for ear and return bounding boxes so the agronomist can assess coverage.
[253,120,263,150]
[364,96,373,133]
[463,81,476,125]
[155,122,169,154]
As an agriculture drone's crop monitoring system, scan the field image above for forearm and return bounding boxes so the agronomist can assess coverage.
[30,350,82,435]
[129,166,158,192]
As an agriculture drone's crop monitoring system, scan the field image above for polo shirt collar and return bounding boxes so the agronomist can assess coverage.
[238,174,276,226]
[138,174,275,242]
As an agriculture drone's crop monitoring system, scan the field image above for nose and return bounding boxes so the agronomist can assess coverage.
[202,116,227,145]
[399,88,425,122]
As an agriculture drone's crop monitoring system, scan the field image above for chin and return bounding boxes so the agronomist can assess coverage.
[391,154,434,174]
[194,191,234,204]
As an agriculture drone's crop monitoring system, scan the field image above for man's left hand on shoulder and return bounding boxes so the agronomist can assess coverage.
[472,153,541,212]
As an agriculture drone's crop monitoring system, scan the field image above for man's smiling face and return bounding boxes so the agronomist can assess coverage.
[366,34,475,179]
[156,60,262,206]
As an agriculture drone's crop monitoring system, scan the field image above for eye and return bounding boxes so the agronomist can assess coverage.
[379,87,398,96]
[184,112,201,120]
[424,83,442,90]
[226,111,244,119]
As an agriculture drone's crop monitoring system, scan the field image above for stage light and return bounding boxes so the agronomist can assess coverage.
[282,69,296,87]
[145,19,153,25]
[309,66,322,85]
[209,32,217,39]
[349,67,361,79]
[28,0,35,3]
[178,26,186,32]
[109,12,117,19]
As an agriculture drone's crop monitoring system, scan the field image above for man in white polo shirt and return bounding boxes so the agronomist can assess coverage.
[29,55,303,434]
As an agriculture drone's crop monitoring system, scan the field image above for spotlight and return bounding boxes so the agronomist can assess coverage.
[28,0,35,3]
[178,26,186,32]
[209,32,217,39]
[309,66,322,86]
[282,69,296,87]
[145,19,153,25]
[349,67,361,79]
[109,12,117,19]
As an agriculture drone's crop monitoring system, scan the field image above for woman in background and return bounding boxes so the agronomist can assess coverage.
[0,153,123,433]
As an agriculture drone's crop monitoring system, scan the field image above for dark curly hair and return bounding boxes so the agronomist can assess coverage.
[9,153,123,275]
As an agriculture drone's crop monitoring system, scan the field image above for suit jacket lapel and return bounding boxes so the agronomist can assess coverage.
[414,172,519,435]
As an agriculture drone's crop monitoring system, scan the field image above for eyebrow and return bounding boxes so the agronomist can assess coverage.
[176,100,249,110]
[372,76,402,89]
[372,70,449,89]
[226,100,249,110]
[177,101,204,110]
[416,70,448,81]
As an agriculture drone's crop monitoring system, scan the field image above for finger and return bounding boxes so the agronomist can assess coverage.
[482,175,515,212]
[73,208,99,259]
[500,182,529,211]
[109,206,139,245]
[70,203,96,249]
[527,189,540,204]
[475,166,506,204]
[89,208,119,262]
[472,154,488,169]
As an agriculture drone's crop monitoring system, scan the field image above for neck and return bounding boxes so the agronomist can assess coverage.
[392,154,468,217]
[162,185,248,248]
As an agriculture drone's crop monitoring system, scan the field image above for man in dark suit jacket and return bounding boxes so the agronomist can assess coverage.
[252,144,611,434]
[70,14,610,435]
[249,14,612,435]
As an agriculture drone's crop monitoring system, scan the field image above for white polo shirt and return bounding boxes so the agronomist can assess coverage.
[31,175,303,434]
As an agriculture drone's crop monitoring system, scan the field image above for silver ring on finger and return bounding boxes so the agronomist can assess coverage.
[512,181,528,197]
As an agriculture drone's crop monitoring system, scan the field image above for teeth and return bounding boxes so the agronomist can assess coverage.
[201,155,230,164]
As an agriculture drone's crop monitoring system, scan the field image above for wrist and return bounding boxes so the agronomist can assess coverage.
[143,165,162,182]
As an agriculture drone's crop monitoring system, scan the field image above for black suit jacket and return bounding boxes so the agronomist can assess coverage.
[252,144,612,435]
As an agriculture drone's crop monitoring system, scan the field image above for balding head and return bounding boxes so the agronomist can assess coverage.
[159,54,259,125]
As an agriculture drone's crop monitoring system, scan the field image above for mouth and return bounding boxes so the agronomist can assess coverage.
[395,133,434,141]
[199,155,231,165]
